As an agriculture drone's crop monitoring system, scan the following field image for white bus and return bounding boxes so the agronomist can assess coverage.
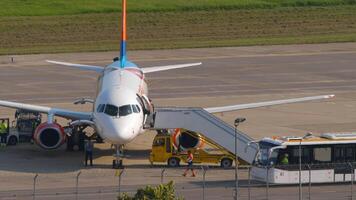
[251,132,356,184]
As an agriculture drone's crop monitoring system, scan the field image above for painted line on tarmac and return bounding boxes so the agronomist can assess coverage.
[6,50,356,68]
[23,49,356,66]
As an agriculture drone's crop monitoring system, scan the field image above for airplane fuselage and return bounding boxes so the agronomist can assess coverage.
[93,61,148,145]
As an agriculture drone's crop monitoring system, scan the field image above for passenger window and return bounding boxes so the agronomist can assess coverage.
[104,104,118,116]
[119,105,133,116]
[290,147,310,164]
[314,147,331,162]
[132,105,139,113]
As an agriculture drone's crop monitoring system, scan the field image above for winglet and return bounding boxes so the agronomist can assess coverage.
[120,0,127,68]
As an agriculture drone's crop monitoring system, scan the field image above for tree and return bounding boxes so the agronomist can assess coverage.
[118,181,183,200]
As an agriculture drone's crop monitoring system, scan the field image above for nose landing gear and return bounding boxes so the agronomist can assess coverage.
[113,144,124,169]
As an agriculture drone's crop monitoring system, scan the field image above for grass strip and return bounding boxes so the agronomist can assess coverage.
[0,6,356,55]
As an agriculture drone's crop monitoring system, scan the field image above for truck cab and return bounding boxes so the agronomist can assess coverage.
[0,118,19,146]
[149,130,238,168]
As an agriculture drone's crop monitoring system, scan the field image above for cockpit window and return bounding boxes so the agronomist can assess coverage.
[136,105,141,113]
[97,104,105,113]
[104,104,118,116]
[119,105,132,116]
[132,105,139,113]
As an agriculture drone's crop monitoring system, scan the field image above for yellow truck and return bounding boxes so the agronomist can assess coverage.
[149,129,245,168]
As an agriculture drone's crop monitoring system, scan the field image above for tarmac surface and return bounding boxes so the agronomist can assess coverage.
[1,43,356,199]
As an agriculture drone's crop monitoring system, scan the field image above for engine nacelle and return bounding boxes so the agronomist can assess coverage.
[172,129,205,151]
[34,122,66,150]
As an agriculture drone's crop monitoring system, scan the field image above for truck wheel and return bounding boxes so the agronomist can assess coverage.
[7,136,18,146]
[167,158,180,167]
[220,158,233,168]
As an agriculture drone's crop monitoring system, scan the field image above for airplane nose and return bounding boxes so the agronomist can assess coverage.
[112,124,134,144]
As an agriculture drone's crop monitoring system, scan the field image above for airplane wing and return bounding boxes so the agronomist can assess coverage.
[204,94,334,113]
[0,100,92,120]
[46,60,104,73]
[141,62,202,74]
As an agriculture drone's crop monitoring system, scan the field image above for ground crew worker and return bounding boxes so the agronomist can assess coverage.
[0,120,8,147]
[183,150,196,177]
[280,153,289,165]
[84,139,94,166]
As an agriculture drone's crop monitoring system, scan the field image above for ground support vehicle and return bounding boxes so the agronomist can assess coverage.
[149,129,245,168]
[0,117,32,146]
[13,109,41,142]
[14,109,41,132]
[251,132,356,184]
[0,118,18,145]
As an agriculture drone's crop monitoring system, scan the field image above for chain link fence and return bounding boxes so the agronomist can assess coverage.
[1,164,356,200]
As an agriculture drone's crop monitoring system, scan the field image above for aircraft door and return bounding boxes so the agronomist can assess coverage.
[136,94,154,126]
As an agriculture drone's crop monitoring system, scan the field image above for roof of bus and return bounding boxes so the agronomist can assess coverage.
[260,132,356,146]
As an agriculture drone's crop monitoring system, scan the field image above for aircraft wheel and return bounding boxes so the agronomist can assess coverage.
[112,160,123,169]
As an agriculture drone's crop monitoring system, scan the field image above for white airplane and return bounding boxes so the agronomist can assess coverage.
[0,0,334,167]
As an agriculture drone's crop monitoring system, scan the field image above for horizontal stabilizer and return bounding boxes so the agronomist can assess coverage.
[205,94,335,113]
[46,60,104,73]
[142,62,202,74]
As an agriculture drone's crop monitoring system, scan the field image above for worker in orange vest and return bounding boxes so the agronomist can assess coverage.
[183,150,196,177]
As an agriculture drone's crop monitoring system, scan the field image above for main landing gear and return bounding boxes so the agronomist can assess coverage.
[113,144,124,169]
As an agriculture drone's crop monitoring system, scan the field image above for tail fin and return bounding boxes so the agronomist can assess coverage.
[120,0,127,68]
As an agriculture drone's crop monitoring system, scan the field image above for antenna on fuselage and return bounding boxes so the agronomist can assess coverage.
[119,0,127,68]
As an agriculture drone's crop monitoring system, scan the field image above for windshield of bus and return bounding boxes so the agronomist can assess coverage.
[259,141,279,166]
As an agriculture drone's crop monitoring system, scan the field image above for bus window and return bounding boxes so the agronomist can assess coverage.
[313,147,331,163]
[334,145,355,162]
[289,147,311,164]
[334,146,344,162]
[345,146,354,161]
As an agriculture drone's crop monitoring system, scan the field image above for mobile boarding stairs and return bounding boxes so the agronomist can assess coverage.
[146,107,258,164]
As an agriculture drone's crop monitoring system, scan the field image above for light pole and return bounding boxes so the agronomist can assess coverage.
[245,141,260,200]
[298,132,313,200]
[234,117,246,200]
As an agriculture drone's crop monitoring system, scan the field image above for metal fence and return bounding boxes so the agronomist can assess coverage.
[1,164,356,200]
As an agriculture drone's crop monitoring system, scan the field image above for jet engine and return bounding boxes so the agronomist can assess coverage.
[171,129,205,151]
[33,122,66,150]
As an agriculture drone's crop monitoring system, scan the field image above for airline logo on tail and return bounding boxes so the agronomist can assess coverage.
[120,0,127,68]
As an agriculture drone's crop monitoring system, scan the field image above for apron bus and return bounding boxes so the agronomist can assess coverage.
[251,132,356,184]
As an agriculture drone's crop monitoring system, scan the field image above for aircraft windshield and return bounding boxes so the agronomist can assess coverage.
[119,105,133,116]
[101,104,138,117]
[104,104,118,116]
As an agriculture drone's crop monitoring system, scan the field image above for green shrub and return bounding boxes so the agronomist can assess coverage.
[118,181,183,200]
